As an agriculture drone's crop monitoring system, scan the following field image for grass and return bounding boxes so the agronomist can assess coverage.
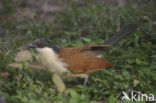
[0,0,156,103]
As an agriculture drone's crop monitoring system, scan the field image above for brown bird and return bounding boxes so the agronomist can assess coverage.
[27,24,137,86]
[28,39,113,85]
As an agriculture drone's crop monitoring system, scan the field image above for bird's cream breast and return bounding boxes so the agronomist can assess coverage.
[36,47,69,74]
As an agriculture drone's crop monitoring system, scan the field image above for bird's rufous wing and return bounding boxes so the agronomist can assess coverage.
[59,48,113,74]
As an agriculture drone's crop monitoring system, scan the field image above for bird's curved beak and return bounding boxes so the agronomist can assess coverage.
[27,43,37,49]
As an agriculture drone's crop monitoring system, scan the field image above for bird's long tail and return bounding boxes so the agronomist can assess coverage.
[103,24,138,46]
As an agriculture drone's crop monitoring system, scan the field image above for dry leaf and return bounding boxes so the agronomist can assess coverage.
[28,64,45,70]
[134,79,140,87]
[5,50,11,56]
[15,50,32,62]
[1,72,9,77]
[9,62,45,70]
[9,63,23,69]
[52,74,66,93]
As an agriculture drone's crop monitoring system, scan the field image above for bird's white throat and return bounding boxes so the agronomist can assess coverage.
[36,47,69,74]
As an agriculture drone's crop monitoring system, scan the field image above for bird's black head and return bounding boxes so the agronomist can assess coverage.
[27,38,61,53]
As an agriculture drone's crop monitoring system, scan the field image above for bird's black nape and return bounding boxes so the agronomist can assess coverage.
[27,38,61,53]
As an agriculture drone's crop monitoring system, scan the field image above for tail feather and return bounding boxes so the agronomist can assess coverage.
[103,24,138,46]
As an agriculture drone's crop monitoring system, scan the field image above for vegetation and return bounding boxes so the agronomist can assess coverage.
[0,0,156,103]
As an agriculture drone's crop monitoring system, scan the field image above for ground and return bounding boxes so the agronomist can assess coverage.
[0,0,156,103]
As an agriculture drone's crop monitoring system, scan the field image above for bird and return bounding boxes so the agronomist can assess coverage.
[28,39,113,85]
[27,24,138,86]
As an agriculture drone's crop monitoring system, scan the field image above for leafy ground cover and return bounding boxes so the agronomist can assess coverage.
[0,0,156,103]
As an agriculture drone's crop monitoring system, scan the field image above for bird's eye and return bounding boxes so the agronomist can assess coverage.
[39,43,44,47]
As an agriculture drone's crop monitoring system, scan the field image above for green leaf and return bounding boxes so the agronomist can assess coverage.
[136,58,141,65]
[70,90,78,99]
[119,39,127,46]
[126,59,134,64]
[108,93,120,103]
[108,94,115,103]
[82,37,92,44]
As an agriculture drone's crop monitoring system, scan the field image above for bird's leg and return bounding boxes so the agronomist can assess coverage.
[83,77,89,86]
